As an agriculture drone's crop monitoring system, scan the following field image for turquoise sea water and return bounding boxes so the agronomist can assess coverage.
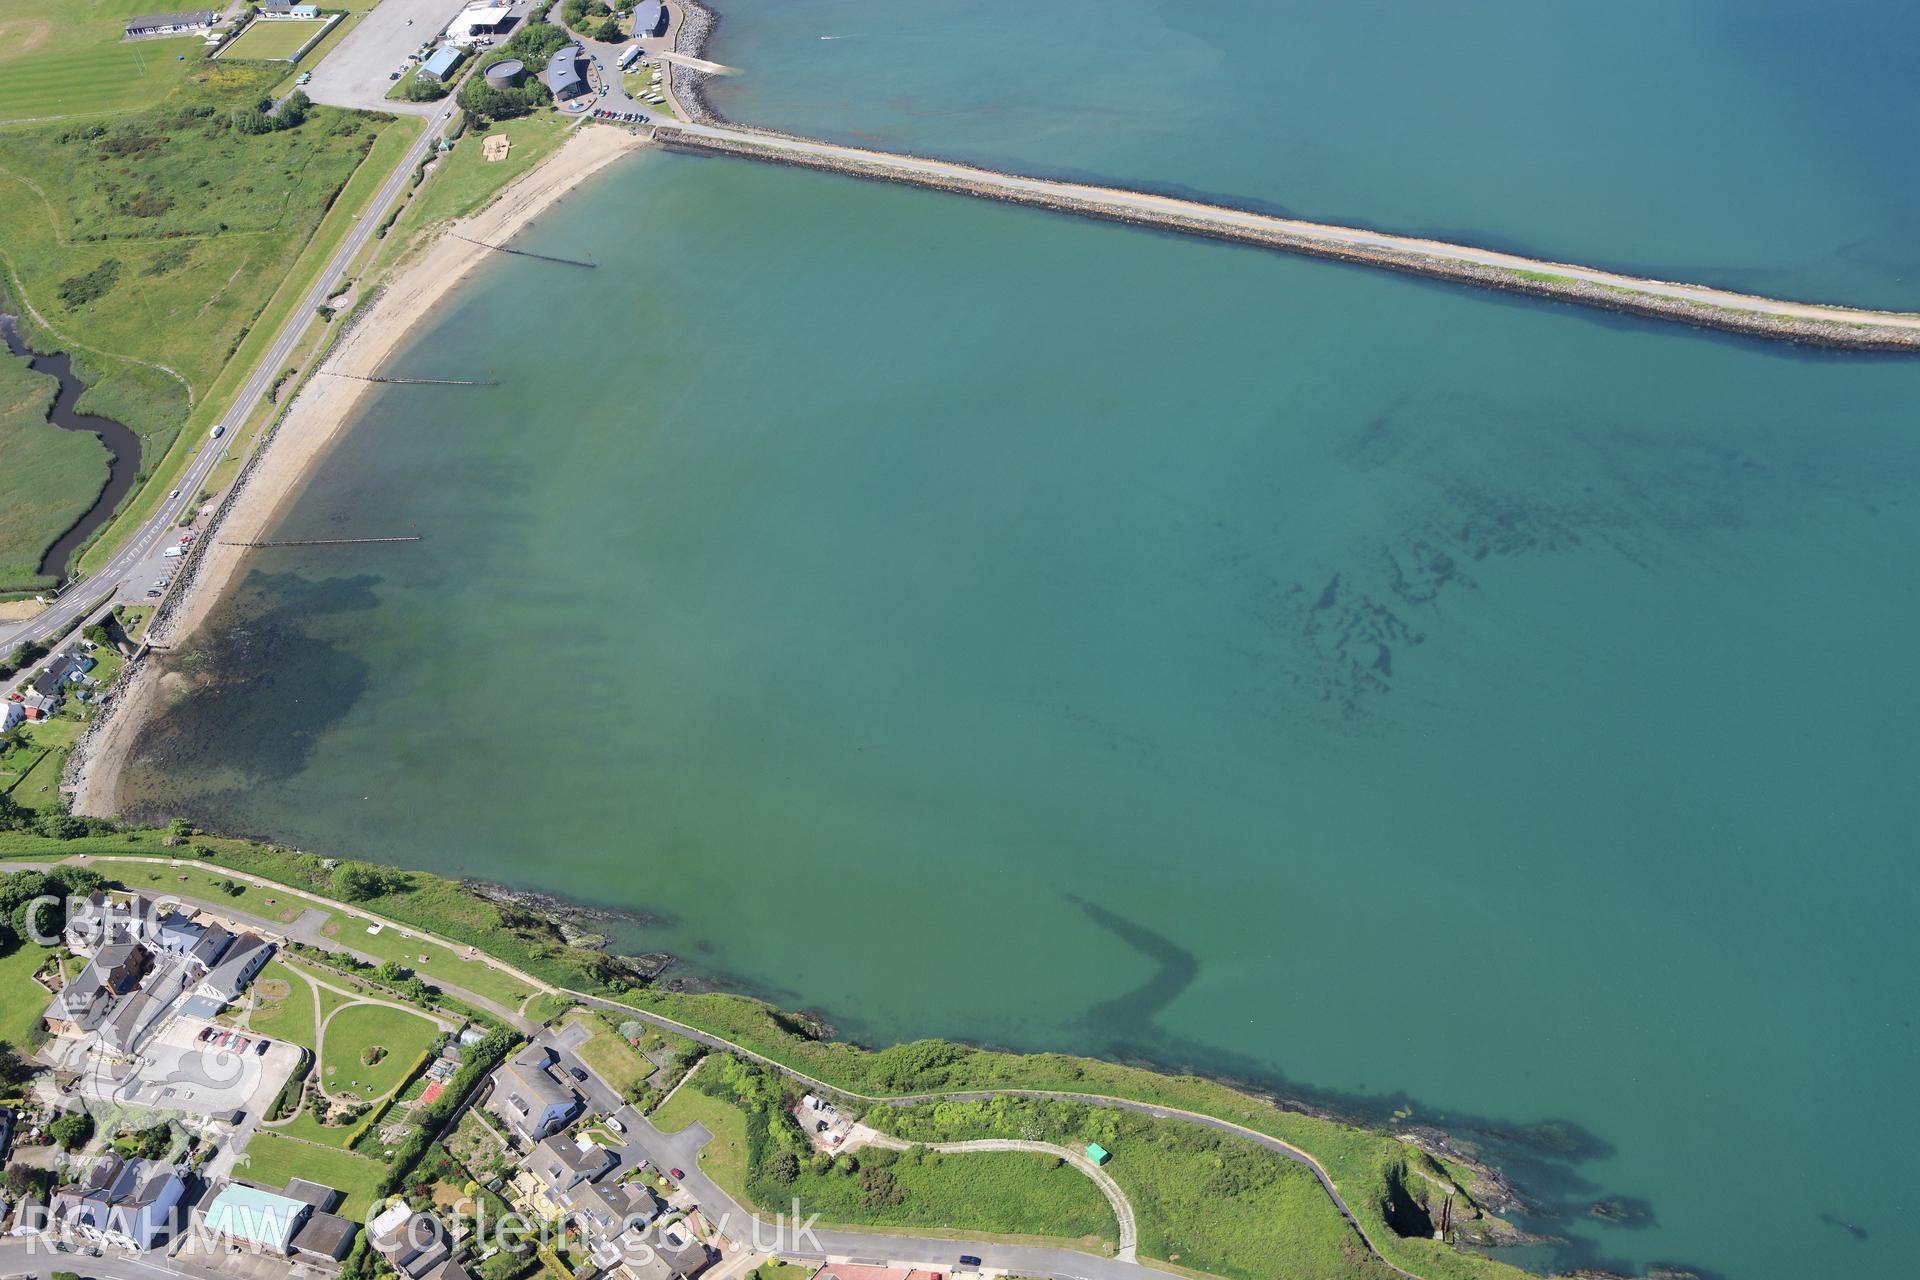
[120,4,1920,1278]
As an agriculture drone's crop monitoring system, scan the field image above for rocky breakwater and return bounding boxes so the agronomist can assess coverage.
[667,0,723,125]
[652,126,1920,352]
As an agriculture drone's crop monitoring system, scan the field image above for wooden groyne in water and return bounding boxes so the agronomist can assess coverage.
[322,371,498,386]
[219,535,423,549]
[653,126,1920,352]
[449,232,596,269]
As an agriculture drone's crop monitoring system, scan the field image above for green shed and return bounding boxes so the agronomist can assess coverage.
[1085,1142,1111,1165]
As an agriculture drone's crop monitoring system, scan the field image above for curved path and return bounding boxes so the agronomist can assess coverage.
[855,1130,1138,1261]
[655,122,1920,352]
[49,855,1424,1280]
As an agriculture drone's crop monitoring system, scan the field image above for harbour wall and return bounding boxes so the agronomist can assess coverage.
[653,127,1920,353]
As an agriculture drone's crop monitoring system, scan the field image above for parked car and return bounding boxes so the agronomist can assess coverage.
[606,1116,625,1133]
[959,1257,983,1269]
[668,1168,684,1180]
[253,1039,270,1055]
[569,1066,588,1081]
[198,1027,216,1042]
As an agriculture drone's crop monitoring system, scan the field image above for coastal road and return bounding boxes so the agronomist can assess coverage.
[0,100,457,669]
[656,123,1920,342]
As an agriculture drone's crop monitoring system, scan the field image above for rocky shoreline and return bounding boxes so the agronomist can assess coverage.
[654,128,1920,353]
[668,0,725,125]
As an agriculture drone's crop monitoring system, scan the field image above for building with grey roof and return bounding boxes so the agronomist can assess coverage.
[484,1044,580,1143]
[195,932,272,1004]
[49,1154,185,1251]
[124,10,217,37]
[546,47,587,101]
[632,0,665,38]
[292,1208,358,1261]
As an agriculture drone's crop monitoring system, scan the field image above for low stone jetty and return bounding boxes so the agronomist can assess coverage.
[654,125,1920,352]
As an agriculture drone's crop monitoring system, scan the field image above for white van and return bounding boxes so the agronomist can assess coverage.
[163,546,187,559]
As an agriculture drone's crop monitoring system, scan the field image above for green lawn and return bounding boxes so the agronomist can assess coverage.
[0,344,107,591]
[0,942,56,1052]
[246,958,316,1047]
[0,2,206,123]
[789,1145,1116,1246]
[237,1131,384,1216]
[321,910,540,1009]
[389,113,572,242]
[107,860,297,919]
[874,1097,1380,1280]
[320,1001,440,1101]
[652,1078,751,1194]
[562,1007,655,1096]
[5,720,77,811]
[219,17,331,62]
[657,1070,1114,1248]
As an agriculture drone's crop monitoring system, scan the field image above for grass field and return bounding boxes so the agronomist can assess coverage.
[320,1002,440,1101]
[652,1078,751,1193]
[0,1,206,123]
[0,64,394,581]
[655,1070,1115,1247]
[562,1007,655,1096]
[320,909,540,1009]
[4,717,79,811]
[237,1132,385,1215]
[876,1097,1372,1280]
[108,860,301,920]
[76,111,423,576]
[0,344,106,591]
[220,17,331,62]
[386,113,573,253]
[0,943,54,1052]
[246,958,316,1047]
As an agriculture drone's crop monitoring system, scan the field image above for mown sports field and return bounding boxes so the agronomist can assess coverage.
[0,1,205,122]
[220,16,333,62]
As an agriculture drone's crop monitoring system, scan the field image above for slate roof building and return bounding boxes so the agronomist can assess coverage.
[485,1044,580,1143]
[49,1155,185,1251]
[195,933,272,1004]
[123,11,217,37]
[632,0,665,38]
[546,47,587,101]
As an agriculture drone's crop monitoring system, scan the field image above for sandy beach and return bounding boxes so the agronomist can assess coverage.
[70,123,651,818]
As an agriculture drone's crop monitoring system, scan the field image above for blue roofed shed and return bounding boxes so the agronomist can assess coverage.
[419,45,463,82]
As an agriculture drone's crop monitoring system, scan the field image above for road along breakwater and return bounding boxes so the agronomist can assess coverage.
[653,126,1920,352]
